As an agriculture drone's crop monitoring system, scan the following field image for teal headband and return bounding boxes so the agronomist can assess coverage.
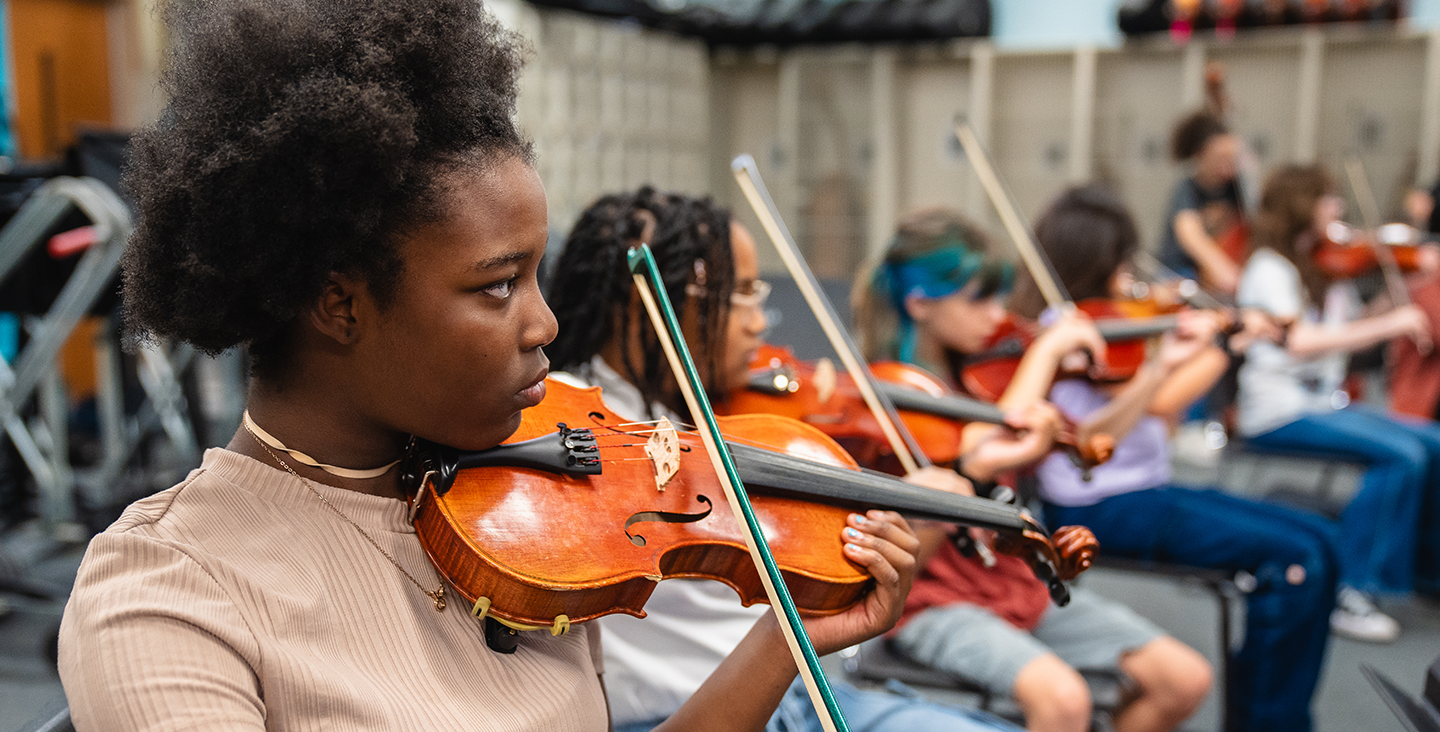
[876,240,1015,363]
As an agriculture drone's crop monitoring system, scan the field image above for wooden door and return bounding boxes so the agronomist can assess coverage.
[8,0,113,160]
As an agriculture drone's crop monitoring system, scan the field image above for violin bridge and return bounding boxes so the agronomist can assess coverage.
[645,416,681,491]
[814,358,837,404]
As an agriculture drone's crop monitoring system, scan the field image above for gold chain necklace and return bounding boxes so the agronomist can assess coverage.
[243,424,447,612]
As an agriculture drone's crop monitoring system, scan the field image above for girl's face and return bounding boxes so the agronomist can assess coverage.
[347,156,557,451]
[720,221,769,393]
[1196,133,1239,186]
[907,284,1008,356]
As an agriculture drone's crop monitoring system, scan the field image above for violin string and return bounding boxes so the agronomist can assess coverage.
[582,415,822,458]
[586,425,829,459]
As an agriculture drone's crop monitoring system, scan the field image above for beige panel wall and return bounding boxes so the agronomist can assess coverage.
[1314,35,1426,221]
[896,56,973,218]
[990,52,1074,230]
[706,53,782,271]
[520,8,710,232]
[1094,47,1188,251]
[712,24,1440,272]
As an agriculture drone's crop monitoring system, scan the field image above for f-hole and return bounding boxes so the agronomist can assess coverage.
[624,496,713,547]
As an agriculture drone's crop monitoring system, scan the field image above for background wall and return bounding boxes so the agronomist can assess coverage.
[707,25,1440,274]
[8,2,1439,280]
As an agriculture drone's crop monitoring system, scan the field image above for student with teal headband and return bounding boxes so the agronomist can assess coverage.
[854,208,1214,732]
[878,238,1015,364]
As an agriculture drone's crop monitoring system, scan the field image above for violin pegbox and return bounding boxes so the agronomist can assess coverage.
[645,416,682,491]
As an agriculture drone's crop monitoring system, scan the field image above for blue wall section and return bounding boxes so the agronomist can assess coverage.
[1412,0,1440,28]
[991,0,1127,49]
[0,0,14,158]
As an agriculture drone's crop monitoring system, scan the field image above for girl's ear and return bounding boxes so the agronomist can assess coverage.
[903,295,933,324]
[307,272,364,346]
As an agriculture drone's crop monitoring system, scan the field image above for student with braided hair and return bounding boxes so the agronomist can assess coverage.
[548,187,1027,732]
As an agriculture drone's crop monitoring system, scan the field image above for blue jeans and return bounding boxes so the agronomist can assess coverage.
[1046,486,1339,732]
[1246,407,1440,595]
[614,678,1022,732]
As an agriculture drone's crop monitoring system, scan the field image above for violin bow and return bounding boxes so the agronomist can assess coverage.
[1343,157,1431,354]
[953,122,1074,312]
[626,244,850,732]
[1344,157,1411,308]
[730,154,931,475]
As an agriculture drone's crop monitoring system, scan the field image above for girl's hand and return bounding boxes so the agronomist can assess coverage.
[1389,303,1433,352]
[1036,310,1107,368]
[1157,310,1221,371]
[801,509,918,655]
[1229,308,1288,351]
[962,402,1064,480]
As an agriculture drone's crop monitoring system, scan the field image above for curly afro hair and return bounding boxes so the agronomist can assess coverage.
[121,0,533,373]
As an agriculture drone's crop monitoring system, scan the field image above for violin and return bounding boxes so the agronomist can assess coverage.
[725,344,1114,473]
[1312,221,1433,280]
[400,377,1098,631]
[959,303,1180,402]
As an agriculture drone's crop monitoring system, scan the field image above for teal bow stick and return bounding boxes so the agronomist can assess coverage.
[626,244,849,732]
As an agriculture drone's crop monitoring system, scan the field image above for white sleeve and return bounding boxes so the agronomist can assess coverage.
[1237,250,1304,319]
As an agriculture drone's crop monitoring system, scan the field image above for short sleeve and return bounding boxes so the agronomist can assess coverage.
[1170,179,1202,215]
[59,531,266,732]
[1237,250,1304,320]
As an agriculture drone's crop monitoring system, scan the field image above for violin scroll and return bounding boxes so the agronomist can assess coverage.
[1049,525,1100,579]
[1073,435,1116,473]
[992,520,1099,606]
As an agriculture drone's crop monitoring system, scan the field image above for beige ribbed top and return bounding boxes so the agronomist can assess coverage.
[58,448,608,732]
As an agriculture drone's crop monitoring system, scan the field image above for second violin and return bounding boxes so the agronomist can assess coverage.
[726,344,1114,473]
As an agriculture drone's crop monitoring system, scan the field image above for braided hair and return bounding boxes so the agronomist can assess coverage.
[120,0,532,378]
[547,186,733,418]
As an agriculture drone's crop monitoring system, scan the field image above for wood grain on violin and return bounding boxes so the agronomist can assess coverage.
[401,378,1096,629]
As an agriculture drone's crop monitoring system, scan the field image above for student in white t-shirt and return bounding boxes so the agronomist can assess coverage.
[1236,164,1440,643]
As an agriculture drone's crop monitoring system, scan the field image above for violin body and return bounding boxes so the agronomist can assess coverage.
[960,305,1165,402]
[725,344,966,466]
[406,378,868,628]
[1313,222,1427,279]
[728,344,1113,474]
[402,378,1096,629]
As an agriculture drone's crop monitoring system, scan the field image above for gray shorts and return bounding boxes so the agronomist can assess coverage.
[892,587,1164,696]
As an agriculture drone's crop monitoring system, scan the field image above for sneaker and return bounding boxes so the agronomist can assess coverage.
[1331,586,1400,643]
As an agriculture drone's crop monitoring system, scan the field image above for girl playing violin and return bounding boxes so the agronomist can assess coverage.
[1022,185,1340,732]
[855,208,1213,732]
[1236,164,1440,635]
[56,3,917,730]
[1159,111,1245,295]
[546,187,1023,732]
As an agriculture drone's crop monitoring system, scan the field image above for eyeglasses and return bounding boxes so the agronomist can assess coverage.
[686,279,772,309]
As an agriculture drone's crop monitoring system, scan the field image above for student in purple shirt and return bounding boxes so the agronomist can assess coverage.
[1022,185,1340,732]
